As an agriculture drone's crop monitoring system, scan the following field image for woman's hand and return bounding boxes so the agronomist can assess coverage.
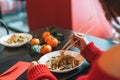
[28,61,50,80]
[28,61,38,71]
[70,33,89,51]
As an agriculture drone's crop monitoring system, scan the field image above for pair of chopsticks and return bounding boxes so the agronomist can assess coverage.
[61,16,97,51]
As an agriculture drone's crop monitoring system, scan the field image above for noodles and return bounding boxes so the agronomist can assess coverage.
[46,53,79,71]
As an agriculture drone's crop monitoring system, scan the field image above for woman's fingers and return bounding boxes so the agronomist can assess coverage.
[71,33,89,50]
[28,61,38,71]
[37,61,41,64]
[74,32,84,37]
[75,33,89,44]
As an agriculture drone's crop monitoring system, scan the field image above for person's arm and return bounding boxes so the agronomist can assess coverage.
[70,33,104,65]
[27,61,57,80]
[76,61,119,80]
[77,44,120,80]
[81,42,104,65]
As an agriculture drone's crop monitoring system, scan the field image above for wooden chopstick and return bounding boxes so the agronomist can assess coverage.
[77,16,92,33]
[84,24,97,35]
[63,24,97,51]
[61,16,92,50]
[61,39,72,50]
[64,40,78,51]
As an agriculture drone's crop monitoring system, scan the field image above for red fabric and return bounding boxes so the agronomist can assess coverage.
[76,62,120,80]
[76,75,88,80]
[27,42,119,80]
[88,62,120,80]
[81,42,104,65]
[27,64,57,80]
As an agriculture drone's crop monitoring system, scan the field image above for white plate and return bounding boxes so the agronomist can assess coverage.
[38,50,84,73]
[0,33,33,47]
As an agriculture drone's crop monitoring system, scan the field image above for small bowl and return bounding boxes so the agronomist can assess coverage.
[0,33,32,47]
[38,50,84,73]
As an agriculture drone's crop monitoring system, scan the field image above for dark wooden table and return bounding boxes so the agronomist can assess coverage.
[0,27,115,80]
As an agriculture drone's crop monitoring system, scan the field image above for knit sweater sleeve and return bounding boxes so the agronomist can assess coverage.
[27,64,57,80]
[76,62,119,80]
[80,42,104,65]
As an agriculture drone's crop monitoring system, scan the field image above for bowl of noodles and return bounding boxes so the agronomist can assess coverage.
[38,50,84,73]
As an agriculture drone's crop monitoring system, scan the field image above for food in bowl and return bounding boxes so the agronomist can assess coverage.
[6,33,30,44]
[0,33,33,47]
[38,50,84,73]
[46,54,79,70]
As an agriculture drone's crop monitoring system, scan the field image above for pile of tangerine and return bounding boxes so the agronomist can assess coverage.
[30,31,58,54]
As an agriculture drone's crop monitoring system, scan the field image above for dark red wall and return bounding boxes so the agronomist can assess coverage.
[26,0,113,39]
[26,0,72,31]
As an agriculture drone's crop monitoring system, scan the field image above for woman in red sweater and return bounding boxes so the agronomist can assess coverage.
[27,33,120,80]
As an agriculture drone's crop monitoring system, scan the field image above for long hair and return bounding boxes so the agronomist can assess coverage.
[99,0,120,24]
[99,0,120,34]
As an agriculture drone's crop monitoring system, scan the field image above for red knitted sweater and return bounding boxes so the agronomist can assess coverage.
[27,42,119,80]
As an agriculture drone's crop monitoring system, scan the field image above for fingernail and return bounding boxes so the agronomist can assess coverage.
[31,61,38,65]
[37,61,40,64]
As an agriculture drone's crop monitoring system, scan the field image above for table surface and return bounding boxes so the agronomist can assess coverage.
[0,27,115,80]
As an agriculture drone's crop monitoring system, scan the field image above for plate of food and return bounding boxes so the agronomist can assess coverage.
[0,33,33,47]
[38,50,84,73]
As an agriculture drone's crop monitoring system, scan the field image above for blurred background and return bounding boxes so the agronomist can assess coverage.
[0,0,120,43]
[0,0,29,37]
